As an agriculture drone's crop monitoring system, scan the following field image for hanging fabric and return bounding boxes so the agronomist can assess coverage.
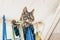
[13,24,19,36]
[2,15,7,40]
[11,24,15,40]
[34,24,41,40]
[35,32,41,40]
[11,20,15,40]
[25,23,34,40]
[16,21,24,40]
[12,20,19,40]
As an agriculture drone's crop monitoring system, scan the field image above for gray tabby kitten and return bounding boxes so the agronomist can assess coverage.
[20,7,35,40]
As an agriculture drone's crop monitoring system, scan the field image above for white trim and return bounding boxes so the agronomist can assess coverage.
[44,4,60,40]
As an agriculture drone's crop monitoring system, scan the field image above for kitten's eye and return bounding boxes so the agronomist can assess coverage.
[29,15,34,21]
[23,15,27,20]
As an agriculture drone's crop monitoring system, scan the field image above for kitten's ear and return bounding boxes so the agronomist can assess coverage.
[23,7,27,13]
[31,9,34,14]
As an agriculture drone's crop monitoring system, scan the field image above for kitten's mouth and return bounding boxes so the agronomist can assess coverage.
[25,19,29,22]
[24,19,31,23]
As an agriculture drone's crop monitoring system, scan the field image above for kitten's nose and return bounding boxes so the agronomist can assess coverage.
[26,19,29,22]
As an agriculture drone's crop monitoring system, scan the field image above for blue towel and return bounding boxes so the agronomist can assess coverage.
[25,24,34,40]
[2,15,7,40]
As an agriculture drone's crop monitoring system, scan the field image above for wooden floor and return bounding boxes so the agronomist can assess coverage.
[49,33,60,40]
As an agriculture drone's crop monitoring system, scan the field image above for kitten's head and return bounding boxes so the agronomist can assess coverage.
[20,7,35,22]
